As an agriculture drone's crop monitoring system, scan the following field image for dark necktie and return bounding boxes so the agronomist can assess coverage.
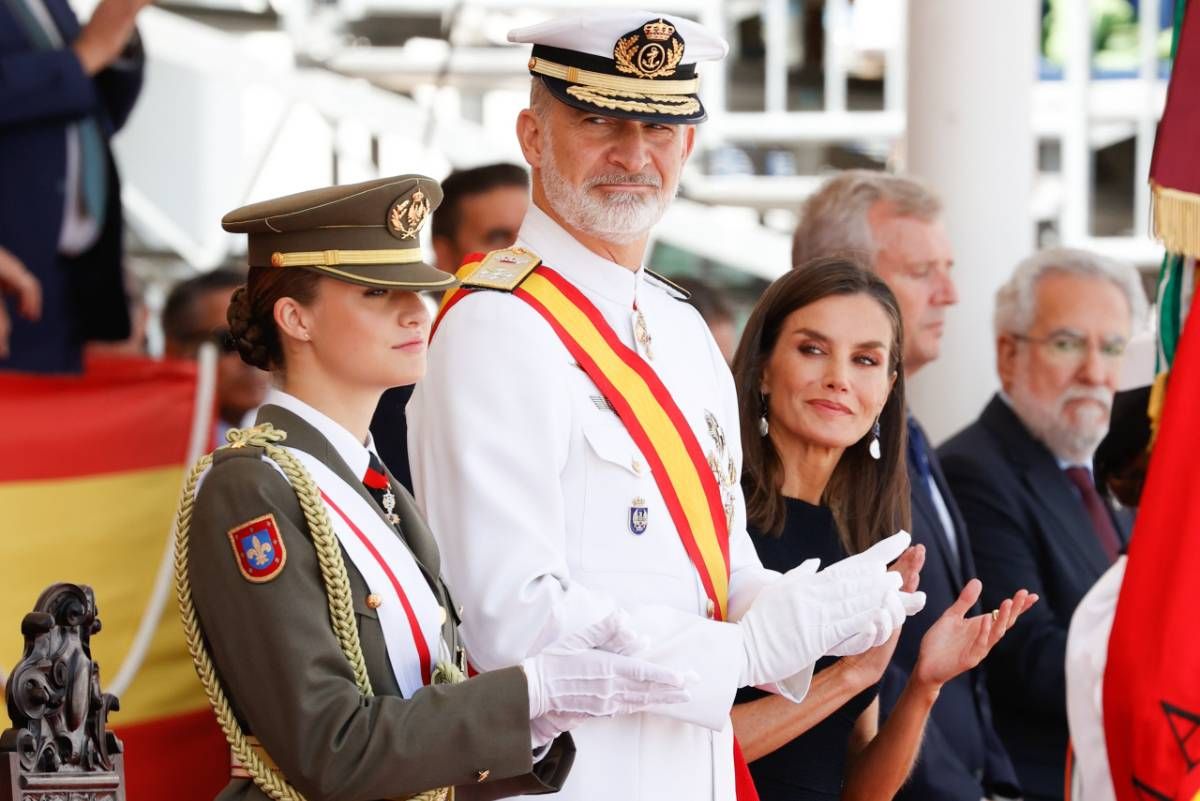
[362,452,400,526]
[907,416,962,561]
[907,416,935,504]
[1063,466,1120,563]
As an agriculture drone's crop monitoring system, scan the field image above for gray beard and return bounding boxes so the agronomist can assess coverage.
[1008,382,1112,463]
[539,143,674,245]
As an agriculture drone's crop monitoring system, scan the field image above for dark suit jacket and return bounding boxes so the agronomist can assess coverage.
[939,395,1132,801]
[880,417,1020,801]
[189,405,573,801]
[0,0,141,373]
[370,382,415,492]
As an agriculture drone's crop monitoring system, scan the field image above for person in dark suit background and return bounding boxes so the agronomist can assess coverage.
[792,170,1021,801]
[0,0,149,373]
[939,247,1146,801]
[370,162,529,488]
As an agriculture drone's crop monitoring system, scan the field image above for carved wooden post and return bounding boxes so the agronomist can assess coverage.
[1,583,125,801]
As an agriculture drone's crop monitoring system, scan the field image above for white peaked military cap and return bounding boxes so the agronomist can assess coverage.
[508,9,729,124]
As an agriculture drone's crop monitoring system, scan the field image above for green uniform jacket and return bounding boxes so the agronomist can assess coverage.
[188,404,574,801]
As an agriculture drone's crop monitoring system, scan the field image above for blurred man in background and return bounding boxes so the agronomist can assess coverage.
[162,268,269,448]
[1,0,150,372]
[939,247,1144,801]
[792,169,1021,801]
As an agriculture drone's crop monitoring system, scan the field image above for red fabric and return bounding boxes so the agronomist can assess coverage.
[1104,301,1200,801]
[733,738,760,801]
[113,708,228,801]
[362,466,390,490]
[1151,2,1200,193]
[0,354,198,480]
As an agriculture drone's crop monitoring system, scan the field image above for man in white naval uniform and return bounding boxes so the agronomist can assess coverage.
[409,10,925,801]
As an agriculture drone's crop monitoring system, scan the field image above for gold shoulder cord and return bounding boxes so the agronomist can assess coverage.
[173,423,453,801]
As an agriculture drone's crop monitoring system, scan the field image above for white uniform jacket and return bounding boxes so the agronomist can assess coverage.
[409,206,809,801]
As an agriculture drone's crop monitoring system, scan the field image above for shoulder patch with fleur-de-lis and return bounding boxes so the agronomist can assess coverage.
[227,513,287,583]
[704,410,739,532]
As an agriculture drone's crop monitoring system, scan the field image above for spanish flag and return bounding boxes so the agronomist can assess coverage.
[0,354,227,800]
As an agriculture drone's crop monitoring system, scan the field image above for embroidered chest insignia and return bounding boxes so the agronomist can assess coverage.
[704,411,738,531]
[227,513,287,583]
[629,497,649,535]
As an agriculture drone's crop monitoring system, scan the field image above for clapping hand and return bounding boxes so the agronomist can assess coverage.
[912,580,1038,689]
[0,247,41,360]
[837,544,925,689]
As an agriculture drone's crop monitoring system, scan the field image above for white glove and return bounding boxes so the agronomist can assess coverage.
[738,531,919,686]
[822,531,927,657]
[523,610,691,748]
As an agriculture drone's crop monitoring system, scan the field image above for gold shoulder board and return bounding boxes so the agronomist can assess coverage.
[458,247,541,292]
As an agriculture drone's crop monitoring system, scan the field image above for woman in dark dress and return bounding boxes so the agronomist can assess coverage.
[730,259,1037,801]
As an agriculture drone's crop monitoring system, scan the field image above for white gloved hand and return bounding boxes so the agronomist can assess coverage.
[523,610,691,748]
[738,531,916,686]
[824,531,928,656]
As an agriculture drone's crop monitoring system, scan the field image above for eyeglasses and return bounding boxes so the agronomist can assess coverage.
[1011,332,1127,364]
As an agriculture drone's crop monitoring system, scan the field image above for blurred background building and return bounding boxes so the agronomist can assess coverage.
[103,0,1174,438]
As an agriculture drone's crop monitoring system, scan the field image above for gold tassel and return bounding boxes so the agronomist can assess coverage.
[1148,369,1170,448]
[1151,182,1200,258]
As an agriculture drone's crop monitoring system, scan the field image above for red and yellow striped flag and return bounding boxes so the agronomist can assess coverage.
[0,354,227,800]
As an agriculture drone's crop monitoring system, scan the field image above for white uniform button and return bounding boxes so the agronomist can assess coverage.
[705,599,716,619]
[631,458,644,475]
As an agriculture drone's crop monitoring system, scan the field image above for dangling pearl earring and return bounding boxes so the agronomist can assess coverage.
[758,392,770,437]
[869,417,882,460]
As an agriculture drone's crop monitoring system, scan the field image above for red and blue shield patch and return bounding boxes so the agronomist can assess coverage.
[227,513,286,583]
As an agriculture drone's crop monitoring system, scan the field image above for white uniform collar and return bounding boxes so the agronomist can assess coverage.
[264,388,378,480]
[517,203,647,308]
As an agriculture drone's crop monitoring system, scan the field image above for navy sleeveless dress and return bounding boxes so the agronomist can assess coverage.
[734,498,880,801]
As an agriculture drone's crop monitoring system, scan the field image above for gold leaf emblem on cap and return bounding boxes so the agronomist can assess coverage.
[387,189,431,240]
[614,19,684,80]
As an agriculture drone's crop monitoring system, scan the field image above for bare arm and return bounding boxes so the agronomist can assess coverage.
[732,545,926,763]
[841,684,938,801]
[842,581,1038,801]
[732,660,871,762]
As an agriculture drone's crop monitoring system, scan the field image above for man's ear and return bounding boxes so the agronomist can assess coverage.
[996,334,1018,391]
[516,108,544,170]
[680,124,696,167]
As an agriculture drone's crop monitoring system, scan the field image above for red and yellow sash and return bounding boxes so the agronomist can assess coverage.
[434,257,732,620]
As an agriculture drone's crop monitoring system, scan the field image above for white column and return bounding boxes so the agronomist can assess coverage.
[903,0,1038,444]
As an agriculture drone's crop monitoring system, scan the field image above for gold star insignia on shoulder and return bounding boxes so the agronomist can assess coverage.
[458,247,542,292]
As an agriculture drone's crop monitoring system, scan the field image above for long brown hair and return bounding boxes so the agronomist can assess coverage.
[732,258,911,554]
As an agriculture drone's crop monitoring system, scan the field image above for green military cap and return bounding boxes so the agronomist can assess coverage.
[222,175,457,291]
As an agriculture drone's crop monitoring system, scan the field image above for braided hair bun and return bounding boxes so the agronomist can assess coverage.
[226,285,272,370]
[225,266,320,372]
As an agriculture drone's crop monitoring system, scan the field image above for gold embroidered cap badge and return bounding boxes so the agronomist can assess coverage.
[387,189,431,240]
[613,18,685,80]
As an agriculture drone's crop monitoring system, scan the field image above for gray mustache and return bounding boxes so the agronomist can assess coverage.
[585,174,663,189]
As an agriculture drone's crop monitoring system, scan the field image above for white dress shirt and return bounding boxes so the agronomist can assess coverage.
[409,205,805,801]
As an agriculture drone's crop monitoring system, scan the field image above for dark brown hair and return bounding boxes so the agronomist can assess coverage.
[226,265,320,372]
[732,257,911,554]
